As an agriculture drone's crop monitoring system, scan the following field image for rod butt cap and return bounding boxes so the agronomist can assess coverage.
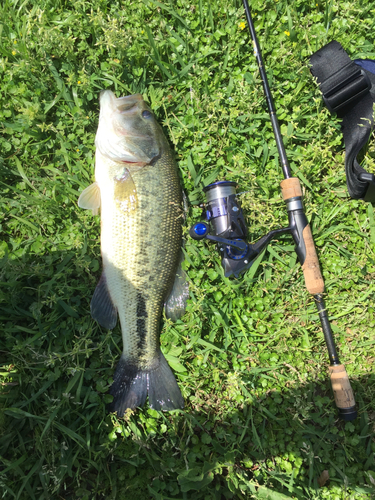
[338,406,357,421]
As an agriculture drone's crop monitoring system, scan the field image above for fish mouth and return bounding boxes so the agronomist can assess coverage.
[116,94,144,112]
[96,90,161,164]
[120,159,148,167]
[100,90,144,111]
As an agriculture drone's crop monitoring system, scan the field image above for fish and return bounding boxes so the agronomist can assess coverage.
[78,90,188,416]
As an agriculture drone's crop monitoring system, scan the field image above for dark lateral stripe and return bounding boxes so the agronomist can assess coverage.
[136,292,147,353]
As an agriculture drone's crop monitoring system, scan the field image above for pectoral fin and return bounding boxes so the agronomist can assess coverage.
[78,182,101,215]
[114,168,138,212]
[90,273,118,329]
[164,254,189,322]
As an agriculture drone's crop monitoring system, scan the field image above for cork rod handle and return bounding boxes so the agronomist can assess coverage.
[301,224,325,295]
[280,178,324,295]
[329,364,356,411]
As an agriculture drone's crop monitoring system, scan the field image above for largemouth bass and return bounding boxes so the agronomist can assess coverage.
[78,90,187,415]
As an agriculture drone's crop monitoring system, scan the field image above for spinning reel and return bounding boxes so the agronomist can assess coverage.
[189,181,291,278]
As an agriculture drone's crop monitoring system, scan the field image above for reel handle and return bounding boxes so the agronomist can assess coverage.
[189,222,210,240]
[189,222,247,250]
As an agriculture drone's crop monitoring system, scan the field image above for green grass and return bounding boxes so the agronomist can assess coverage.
[1,0,375,498]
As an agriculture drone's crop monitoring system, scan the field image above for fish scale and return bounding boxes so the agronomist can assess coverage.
[100,153,182,365]
[78,91,186,415]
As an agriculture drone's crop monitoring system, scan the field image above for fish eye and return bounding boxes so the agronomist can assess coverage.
[142,110,153,119]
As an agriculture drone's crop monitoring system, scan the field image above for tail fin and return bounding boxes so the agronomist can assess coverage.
[108,360,148,415]
[108,351,184,416]
[148,352,184,411]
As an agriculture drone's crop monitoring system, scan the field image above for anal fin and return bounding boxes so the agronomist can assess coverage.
[165,253,189,322]
[90,273,118,329]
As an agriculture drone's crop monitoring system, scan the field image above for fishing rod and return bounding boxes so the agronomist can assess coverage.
[189,0,357,420]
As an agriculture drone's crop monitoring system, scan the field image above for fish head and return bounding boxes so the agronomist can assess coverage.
[95,90,164,167]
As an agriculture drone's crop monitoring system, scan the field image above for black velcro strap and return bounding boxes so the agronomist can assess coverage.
[311,41,371,116]
[310,41,375,201]
[320,63,370,115]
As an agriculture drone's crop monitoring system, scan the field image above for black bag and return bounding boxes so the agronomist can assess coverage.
[310,41,375,201]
